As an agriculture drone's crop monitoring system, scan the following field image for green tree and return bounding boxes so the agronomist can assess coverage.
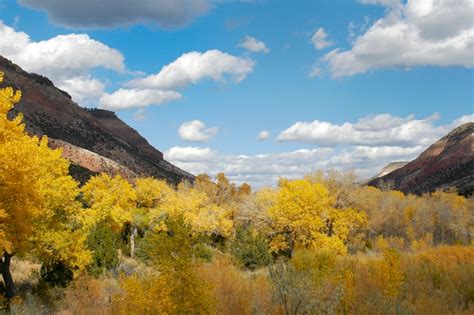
[230,225,272,270]
[86,221,120,276]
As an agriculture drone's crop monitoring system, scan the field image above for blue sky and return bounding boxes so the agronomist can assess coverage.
[0,0,473,187]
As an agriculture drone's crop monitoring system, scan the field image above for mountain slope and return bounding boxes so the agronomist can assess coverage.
[367,161,409,183]
[0,56,194,184]
[368,122,474,195]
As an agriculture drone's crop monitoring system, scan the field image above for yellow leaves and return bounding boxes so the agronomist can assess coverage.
[268,235,288,253]
[0,72,90,271]
[267,178,367,255]
[310,234,347,255]
[270,179,328,240]
[81,174,136,231]
[373,248,405,298]
[149,183,233,237]
[410,233,433,252]
[135,177,172,208]
[113,274,175,315]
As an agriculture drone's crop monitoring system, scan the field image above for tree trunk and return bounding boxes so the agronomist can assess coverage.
[130,227,138,258]
[0,252,15,299]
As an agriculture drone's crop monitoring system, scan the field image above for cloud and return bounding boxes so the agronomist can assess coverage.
[164,145,424,188]
[57,76,105,104]
[0,21,254,110]
[308,67,322,78]
[99,88,182,110]
[277,113,459,147]
[127,50,254,90]
[165,146,216,162]
[178,120,218,142]
[358,0,401,9]
[257,130,270,141]
[133,109,147,121]
[324,0,474,77]
[164,113,471,188]
[108,49,255,109]
[19,0,210,29]
[238,35,270,53]
[450,114,474,128]
[0,21,124,82]
[311,27,333,50]
[0,20,127,106]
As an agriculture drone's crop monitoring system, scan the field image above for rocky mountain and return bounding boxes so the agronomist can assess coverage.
[367,161,409,182]
[368,122,474,196]
[0,56,194,184]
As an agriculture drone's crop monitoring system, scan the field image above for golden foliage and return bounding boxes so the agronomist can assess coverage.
[268,178,366,254]
[112,274,175,315]
[0,72,90,272]
[81,173,136,231]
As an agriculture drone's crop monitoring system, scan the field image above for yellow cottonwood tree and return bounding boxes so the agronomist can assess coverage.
[149,183,233,238]
[268,178,366,255]
[130,177,173,257]
[0,73,90,298]
[81,173,136,232]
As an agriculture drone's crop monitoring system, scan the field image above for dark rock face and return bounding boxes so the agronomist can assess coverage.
[368,122,474,196]
[0,56,194,185]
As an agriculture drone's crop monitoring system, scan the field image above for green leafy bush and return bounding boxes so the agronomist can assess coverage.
[86,221,120,276]
[230,226,272,270]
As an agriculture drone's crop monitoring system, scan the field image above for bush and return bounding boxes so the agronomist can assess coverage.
[87,221,120,276]
[39,261,73,288]
[136,216,215,314]
[230,226,272,270]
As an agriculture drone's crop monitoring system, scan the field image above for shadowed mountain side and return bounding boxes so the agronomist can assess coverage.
[368,122,474,196]
[0,56,194,185]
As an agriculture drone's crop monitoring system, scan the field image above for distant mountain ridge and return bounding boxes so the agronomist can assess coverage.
[369,122,474,195]
[0,56,194,184]
[367,161,409,182]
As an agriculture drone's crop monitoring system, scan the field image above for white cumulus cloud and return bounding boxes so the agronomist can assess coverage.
[311,27,333,50]
[238,35,270,53]
[0,21,125,82]
[165,146,216,162]
[178,120,218,142]
[323,0,474,77]
[99,88,182,110]
[57,76,105,104]
[164,145,424,188]
[127,50,255,90]
[257,130,270,141]
[0,20,126,106]
[0,21,255,110]
[163,113,471,188]
[277,113,464,147]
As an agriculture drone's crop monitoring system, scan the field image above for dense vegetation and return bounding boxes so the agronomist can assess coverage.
[1,74,473,314]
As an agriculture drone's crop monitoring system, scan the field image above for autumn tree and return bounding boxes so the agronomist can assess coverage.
[137,216,215,313]
[81,173,136,231]
[269,250,343,315]
[149,182,233,239]
[113,274,175,314]
[0,73,90,297]
[195,173,251,206]
[268,178,366,255]
[131,177,173,257]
